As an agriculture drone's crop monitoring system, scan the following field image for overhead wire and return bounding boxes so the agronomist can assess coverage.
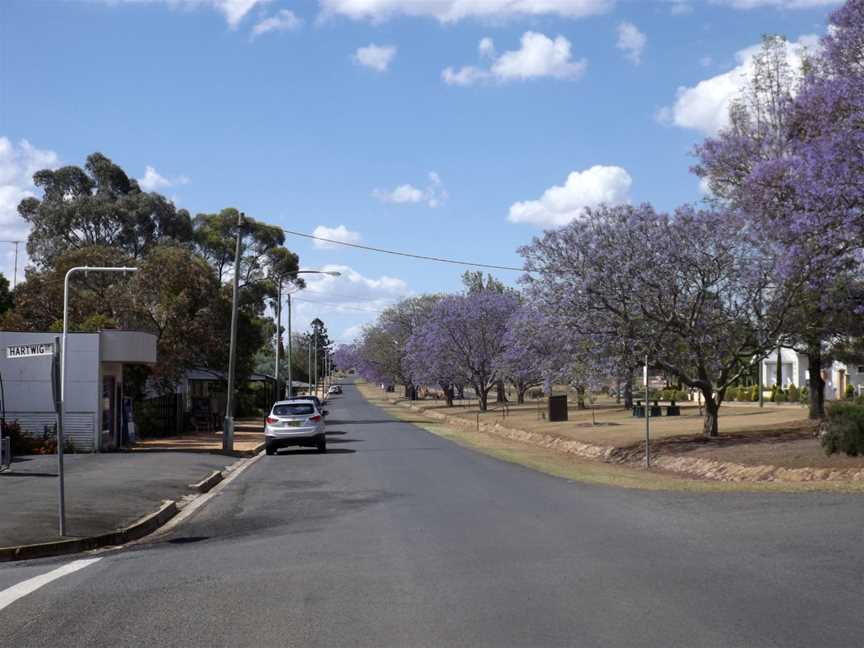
[278,227,524,272]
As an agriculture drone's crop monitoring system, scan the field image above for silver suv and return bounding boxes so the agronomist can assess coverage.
[265,400,327,455]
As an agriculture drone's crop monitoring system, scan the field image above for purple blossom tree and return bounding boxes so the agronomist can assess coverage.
[692,10,864,418]
[521,203,794,437]
[405,292,520,411]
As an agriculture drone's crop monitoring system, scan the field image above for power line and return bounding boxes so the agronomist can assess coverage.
[279,227,524,272]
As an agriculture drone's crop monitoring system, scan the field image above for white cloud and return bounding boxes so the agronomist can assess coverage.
[252,9,302,37]
[443,32,587,86]
[714,0,840,8]
[656,34,817,136]
[353,43,397,72]
[294,264,410,318]
[0,137,60,280]
[319,0,614,23]
[311,224,362,249]
[97,0,271,28]
[508,165,632,227]
[373,171,447,207]
[616,22,646,65]
[478,37,496,58]
[138,165,190,192]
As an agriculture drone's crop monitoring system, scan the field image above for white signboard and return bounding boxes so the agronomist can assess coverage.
[7,343,54,359]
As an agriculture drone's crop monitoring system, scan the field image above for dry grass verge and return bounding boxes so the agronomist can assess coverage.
[356,383,864,493]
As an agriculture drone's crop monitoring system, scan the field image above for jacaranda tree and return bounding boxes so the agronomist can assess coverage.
[521,203,795,437]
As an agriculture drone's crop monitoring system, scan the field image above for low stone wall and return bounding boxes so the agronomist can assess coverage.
[384,395,864,484]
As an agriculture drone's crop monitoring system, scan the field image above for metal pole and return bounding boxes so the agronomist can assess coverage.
[223,211,244,452]
[314,328,318,399]
[286,293,293,399]
[274,280,281,388]
[307,335,312,395]
[12,242,18,289]
[644,354,651,469]
[60,265,137,535]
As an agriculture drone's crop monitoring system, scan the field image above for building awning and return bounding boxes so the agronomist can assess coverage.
[99,330,157,364]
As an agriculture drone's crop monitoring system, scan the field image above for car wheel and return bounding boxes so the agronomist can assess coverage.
[265,443,276,456]
[316,436,327,453]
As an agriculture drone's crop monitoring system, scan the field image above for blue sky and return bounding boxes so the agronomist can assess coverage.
[0,0,839,342]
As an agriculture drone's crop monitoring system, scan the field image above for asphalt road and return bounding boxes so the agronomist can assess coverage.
[1,383,863,648]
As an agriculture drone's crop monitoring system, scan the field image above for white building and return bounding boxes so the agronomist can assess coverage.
[760,348,864,400]
[0,330,157,451]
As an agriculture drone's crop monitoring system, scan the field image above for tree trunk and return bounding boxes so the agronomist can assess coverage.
[496,380,506,403]
[702,391,719,437]
[615,380,621,404]
[517,387,526,405]
[576,385,587,410]
[441,384,454,407]
[807,344,826,419]
[478,388,488,411]
[456,384,464,400]
[775,347,783,388]
[623,374,633,409]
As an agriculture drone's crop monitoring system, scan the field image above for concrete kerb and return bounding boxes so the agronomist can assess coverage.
[0,449,267,562]
[378,393,864,484]
[0,500,178,563]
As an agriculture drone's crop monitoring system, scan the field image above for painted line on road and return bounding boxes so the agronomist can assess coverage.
[0,558,102,613]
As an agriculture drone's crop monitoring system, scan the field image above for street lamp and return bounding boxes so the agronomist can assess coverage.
[60,265,137,535]
[276,270,340,400]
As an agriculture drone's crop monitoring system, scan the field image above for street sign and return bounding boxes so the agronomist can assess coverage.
[7,343,54,359]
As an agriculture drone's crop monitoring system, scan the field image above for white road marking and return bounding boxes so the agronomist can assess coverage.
[0,558,102,612]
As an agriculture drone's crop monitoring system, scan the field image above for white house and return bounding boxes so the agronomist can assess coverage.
[760,348,864,400]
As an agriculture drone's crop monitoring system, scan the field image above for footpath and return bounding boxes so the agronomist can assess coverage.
[0,419,265,560]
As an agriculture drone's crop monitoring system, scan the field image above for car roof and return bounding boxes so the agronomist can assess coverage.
[272,399,318,407]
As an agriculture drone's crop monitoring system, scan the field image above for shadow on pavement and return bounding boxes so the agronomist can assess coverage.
[274,448,357,455]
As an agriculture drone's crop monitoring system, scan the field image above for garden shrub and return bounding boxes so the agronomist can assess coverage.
[776,390,788,403]
[788,384,799,403]
[750,384,760,402]
[770,385,778,402]
[821,402,864,456]
[845,383,855,400]
[800,385,809,404]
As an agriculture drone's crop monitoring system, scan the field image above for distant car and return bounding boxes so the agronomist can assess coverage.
[265,400,327,455]
[293,395,323,410]
[328,385,342,395]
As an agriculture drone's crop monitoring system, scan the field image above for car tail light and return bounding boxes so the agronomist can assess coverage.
[309,415,322,422]
[266,416,279,424]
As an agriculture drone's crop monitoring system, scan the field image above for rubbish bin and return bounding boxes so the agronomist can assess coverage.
[548,394,568,422]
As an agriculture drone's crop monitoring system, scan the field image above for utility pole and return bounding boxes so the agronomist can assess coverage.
[314,327,319,398]
[223,211,244,453]
[286,293,293,399]
[274,279,282,398]
[307,335,312,395]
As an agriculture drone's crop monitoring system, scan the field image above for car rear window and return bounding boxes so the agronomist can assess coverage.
[273,403,315,416]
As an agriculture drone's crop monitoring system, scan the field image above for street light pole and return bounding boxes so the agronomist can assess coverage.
[223,211,244,453]
[61,265,137,536]
[286,292,292,399]
[274,279,282,399]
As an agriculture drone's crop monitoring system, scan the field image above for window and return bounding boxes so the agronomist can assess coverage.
[857,366,864,374]
[273,403,315,416]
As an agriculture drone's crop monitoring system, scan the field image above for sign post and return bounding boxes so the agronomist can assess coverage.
[644,354,651,469]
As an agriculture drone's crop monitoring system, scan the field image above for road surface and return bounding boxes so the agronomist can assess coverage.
[1,383,862,647]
